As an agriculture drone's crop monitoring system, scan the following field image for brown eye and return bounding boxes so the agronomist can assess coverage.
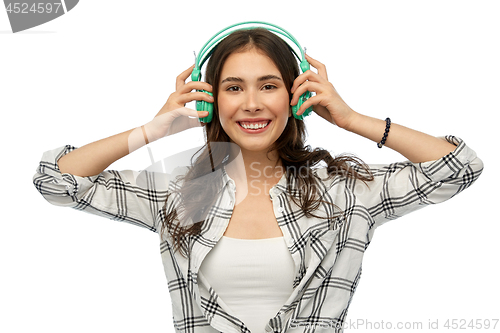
[227,86,241,92]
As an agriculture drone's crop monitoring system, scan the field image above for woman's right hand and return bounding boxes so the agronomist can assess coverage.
[145,64,214,141]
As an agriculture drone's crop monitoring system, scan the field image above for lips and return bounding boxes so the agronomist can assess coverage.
[237,120,271,132]
[239,120,270,127]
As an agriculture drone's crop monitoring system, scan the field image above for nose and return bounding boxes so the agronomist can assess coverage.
[242,88,262,112]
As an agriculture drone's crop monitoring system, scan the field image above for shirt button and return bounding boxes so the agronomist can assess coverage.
[278,207,284,213]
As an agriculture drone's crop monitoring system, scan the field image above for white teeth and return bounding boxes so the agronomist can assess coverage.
[240,121,269,129]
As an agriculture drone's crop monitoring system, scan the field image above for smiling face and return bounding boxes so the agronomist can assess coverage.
[217,48,292,158]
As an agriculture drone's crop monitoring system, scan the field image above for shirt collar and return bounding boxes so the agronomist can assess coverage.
[220,162,290,195]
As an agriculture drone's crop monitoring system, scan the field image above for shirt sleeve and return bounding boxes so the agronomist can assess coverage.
[33,145,185,232]
[353,135,484,229]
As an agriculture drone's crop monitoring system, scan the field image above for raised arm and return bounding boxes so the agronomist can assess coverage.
[291,55,483,231]
[290,54,457,163]
[58,64,213,177]
[34,65,214,231]
[343,113,456,163]
[58,127,142,177]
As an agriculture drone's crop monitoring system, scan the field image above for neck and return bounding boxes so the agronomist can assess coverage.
[225,146,285,189]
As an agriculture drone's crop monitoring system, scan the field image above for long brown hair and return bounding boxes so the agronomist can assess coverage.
[160,28,373,258]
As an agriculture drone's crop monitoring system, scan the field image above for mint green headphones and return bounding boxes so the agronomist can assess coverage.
[191,21,313,123]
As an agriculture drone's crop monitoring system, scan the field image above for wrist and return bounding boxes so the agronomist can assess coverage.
[128,126,149,154]
[343,110,363,133]
[141,125,149,145]
[143,117,166,144]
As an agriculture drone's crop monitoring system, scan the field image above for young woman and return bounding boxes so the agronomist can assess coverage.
[33,26,483,333]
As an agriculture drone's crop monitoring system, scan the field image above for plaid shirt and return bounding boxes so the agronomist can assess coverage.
[33,135,483,333]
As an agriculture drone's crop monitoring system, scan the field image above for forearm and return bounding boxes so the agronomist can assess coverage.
[58,126,148,177]
[346,111,457,163]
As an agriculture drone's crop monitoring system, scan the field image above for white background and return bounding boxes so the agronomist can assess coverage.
[1,1,498,332]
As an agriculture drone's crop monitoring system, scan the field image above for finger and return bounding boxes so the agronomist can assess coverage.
[183,111,210,122]
[176,64,196,90]
[176,91,214,105]
[197,110,210,117]
[164,108,206,136]
[291,70,324,94]
[305,54,328,80]
[189,115,206,128]
[290,73,306,95]
[179,81,213,94]
[166,107,209,120]
[290,81,323,106]
[296,94,324,116]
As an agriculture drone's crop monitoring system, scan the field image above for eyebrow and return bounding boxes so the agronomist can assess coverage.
[220,74,283,84]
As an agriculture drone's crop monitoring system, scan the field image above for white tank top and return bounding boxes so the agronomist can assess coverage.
[199,235,295,333]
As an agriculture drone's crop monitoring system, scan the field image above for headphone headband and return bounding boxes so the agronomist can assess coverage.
[191,21,310,82]
[192,21,313,122]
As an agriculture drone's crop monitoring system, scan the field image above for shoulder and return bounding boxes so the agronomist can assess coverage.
[310,166,346,189]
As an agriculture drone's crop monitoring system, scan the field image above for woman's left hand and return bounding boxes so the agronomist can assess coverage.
[290,54,356,130]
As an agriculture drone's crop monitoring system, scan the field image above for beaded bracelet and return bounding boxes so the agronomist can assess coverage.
[377,117,391,148]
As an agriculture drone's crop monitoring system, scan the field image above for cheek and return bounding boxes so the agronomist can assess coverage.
[272,93,292,118]
[216,105,233,132]
[272,89,291,107]
[217,95,239,124]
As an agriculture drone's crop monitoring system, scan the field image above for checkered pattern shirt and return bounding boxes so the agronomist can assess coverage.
[33,135,483,333]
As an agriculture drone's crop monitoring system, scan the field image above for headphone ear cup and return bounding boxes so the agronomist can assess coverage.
[291,91,313,120]
[197,90,214,123]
